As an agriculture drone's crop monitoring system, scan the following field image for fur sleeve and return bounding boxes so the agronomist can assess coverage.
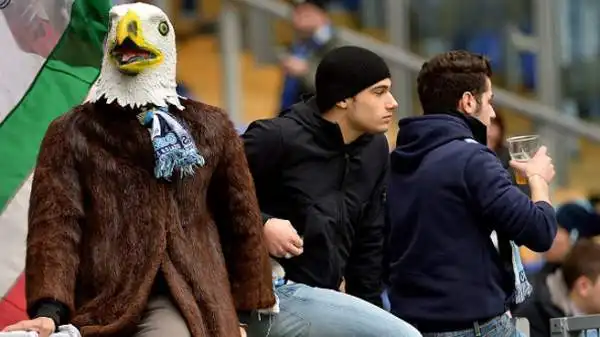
[26,113,83,319]
[206,107,276,311]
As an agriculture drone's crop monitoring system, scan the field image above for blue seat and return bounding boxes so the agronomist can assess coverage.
[518,23,536,90]
[339,0,360,11]
[456,29,537,90]
[464,31,504,73]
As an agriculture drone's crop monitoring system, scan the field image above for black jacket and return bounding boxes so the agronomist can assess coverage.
[242,97,389,306]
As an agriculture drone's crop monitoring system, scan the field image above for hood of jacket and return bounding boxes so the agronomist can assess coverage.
[390,111,487,173]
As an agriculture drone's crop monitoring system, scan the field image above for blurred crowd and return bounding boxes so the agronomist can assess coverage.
[275,0,600,122]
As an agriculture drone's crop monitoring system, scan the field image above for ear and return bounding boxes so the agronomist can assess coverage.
[336,99,348,109]
[460,92,476,115]
[575,276,593,297]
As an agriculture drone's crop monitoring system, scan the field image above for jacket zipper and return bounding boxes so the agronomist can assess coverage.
[339,153,350,190]
[335,152,350,285]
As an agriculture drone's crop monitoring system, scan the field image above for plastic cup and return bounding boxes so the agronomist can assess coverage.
[506,135,541,185]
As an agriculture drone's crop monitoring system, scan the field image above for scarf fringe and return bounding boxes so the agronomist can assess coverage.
[514,278,533,304]
[155,147,205,180]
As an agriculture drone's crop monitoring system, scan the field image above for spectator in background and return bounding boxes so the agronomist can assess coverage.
[487,111,529,195]
[515,239,600,337]
[242,46,420,337]
[385,50,557,336]
[530,194,600,275]
[514,197,600,337]
[486,111,510,167]
[278,0,341,113]
[176,81,194,99]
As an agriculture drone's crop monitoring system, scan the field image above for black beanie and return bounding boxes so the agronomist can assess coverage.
[315,45,391,113]
[557,202,600,239]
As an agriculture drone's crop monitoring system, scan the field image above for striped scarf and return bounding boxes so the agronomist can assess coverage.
[137,106,205,180]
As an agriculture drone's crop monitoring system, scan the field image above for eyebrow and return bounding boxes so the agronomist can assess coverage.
[371,85,390,91]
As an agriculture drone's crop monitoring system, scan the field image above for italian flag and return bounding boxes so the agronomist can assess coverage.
[0,0,109,328]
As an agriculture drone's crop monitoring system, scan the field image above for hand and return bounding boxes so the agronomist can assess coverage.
[264,218,303,258]
[2,317,56,337]
[240,326,247,337]
[510,146,555,183]
[281,56,308,77]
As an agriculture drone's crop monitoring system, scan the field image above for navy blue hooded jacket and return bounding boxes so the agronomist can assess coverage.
[385,112,557,332]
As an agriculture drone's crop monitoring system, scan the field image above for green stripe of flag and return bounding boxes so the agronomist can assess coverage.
[0,0,110,210]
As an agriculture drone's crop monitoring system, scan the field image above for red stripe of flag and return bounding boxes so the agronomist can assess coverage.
[0,273,27,329]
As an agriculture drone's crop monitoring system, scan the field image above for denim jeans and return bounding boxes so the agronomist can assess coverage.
[420,313,522,337]
[244,283,421,337]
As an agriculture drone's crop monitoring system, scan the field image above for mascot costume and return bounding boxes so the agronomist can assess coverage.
[3,3,276,337]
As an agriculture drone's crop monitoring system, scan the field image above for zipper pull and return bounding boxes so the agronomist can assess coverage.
[344,153,350,175]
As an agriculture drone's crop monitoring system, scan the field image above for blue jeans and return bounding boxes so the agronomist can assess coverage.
[420,313,521,337]
[245,283,421,337]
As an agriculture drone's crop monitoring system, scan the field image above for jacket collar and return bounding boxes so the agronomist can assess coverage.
[286,96,373,151]
[424,110,488,146]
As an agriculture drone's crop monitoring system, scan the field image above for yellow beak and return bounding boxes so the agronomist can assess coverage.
[111,10,163,74]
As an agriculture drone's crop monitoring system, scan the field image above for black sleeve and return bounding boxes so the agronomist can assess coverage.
[242,119,284,225]
[237,310,252,326]
[382,190,391,288]
[261,212,274,225]
[344,157,389,307]
[28,298,70,330]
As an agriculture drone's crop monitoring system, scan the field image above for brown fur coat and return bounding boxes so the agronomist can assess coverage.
[25,99,275,337]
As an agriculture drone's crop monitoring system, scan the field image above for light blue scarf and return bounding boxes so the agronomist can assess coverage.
[510,241,533,304]
[137,106,205,180]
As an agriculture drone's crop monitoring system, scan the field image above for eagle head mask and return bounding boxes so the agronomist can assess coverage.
[88,2,183,110]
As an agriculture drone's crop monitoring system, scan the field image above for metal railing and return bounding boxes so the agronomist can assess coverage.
[218,0,600,186]
[551,315,600,336]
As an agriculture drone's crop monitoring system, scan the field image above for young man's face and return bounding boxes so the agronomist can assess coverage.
[346,78,397,134]
[462,77,496,127]
[574,275,600,314]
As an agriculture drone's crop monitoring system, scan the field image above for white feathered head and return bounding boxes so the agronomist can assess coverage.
[88,2,183,110]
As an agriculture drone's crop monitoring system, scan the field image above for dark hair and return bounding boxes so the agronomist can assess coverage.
[589,193,600,207]
[417,50,492,114]
[291,0,328,10]
[562,239,600,290]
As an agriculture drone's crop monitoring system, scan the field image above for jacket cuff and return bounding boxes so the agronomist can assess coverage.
[349,291,383,309]
[29,299,70,331]
[261,212,274,225]
[367,295,383,309]
[237,310,252,325]
[534,200,555,213]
